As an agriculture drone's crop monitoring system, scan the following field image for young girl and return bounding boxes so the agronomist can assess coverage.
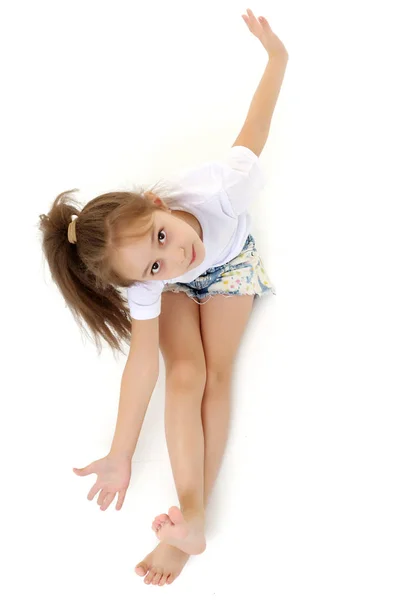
[39,9,288,587]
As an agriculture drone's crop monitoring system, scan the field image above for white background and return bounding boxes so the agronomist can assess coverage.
[1,0,399,598]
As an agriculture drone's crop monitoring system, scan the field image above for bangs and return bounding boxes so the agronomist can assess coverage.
[112,212,154,248]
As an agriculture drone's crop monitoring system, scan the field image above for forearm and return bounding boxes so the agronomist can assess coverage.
[245,53,288,134]
[109,359,159,459]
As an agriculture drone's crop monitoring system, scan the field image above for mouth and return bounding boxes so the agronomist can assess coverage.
[189,245,196,266]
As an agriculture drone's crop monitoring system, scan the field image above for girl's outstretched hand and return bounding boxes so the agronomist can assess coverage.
[73,454,132,511]
[242,8,288,58]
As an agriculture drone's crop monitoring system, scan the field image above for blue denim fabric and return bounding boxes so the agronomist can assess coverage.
[162,234,276,304]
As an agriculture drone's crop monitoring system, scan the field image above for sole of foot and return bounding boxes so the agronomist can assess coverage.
[153,506,206,555]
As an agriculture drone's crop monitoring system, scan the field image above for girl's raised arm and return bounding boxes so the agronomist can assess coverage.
[233,9,289,157]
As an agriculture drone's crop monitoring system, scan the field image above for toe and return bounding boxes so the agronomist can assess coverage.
[153,514,170,531]
[135,561,148,577]
[152,571,162,585]
[166,574,175,585]
[144,568,157,585]
[168,506,184,525]
[158,573,169,586]
[155,513,169,523]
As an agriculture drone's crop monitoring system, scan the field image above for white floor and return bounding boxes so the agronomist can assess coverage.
[3,1,399,598]
[7,261,400,598]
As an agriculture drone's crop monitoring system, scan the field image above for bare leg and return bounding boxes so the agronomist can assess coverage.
[152,295,254,553]
[200,294,255,508]
[136,293,254,585]
[136,373,233,585]
[201,373,233,507]
[153,368,207,555]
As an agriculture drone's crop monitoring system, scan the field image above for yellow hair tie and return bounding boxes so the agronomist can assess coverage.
[68,217,78,244]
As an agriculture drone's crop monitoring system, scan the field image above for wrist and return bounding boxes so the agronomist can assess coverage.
[265,47,289,62]
[108,448,134,461]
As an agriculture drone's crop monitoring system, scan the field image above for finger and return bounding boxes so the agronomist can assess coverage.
[242,10,262,34]
[97,489,108,505]
[246,8,258,22]
[87,482,101,501]
[73,465,94,476]
[100,493,115,511]
[258,16,271,29]
[115,489,127,511]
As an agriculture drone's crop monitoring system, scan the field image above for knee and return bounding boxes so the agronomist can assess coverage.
[205,366,233,390]
[167,360,207,394]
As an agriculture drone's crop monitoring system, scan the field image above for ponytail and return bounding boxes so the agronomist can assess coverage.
[38,182,173,356]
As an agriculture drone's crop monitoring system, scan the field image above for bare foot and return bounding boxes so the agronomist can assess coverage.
[152,506,206,555]
[135,542,190,586]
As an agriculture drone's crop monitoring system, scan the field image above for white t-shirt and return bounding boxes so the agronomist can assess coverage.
[127,145,266,320]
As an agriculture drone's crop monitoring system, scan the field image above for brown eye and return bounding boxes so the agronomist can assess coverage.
[151,229,166,275]
[151,261,161,274]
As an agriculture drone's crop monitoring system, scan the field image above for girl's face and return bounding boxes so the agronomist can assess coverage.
[112,197,205,282]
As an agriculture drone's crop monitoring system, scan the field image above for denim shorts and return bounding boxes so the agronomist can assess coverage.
[162,233,276,306]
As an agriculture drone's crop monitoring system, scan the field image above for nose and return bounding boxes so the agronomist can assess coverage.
[177,246,186,264]
[164,246,187,272]
[170,246,186,269]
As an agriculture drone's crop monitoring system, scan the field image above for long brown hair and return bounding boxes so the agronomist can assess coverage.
[38,180,175,357]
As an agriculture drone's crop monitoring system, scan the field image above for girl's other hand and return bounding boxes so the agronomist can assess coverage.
[242,8,288,59]
[73,453,132,511]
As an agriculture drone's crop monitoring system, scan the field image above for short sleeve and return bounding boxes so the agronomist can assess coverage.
[127,280,165,320]
[219,145,267,216]
[153,145,265,216]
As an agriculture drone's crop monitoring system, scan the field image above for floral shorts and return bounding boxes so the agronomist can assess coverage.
[162,233,276,306]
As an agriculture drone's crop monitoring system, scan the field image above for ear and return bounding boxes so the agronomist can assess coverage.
[145,191,171,212]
